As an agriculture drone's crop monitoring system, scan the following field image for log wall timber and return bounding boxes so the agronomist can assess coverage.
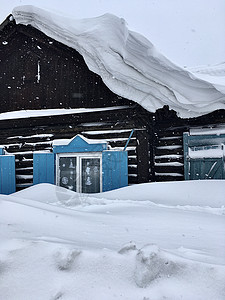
[0,22,133,113]
[0,107,225,190]
[154,127,185,181]
[0,106,150,190]
[1,105,225,190]
[152,107,225,181]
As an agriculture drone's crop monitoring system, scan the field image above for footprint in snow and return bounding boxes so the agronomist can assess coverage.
[54,248,81,271]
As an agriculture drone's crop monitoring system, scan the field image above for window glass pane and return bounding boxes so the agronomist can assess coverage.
[59,157,77,191]
[82,158,100,193]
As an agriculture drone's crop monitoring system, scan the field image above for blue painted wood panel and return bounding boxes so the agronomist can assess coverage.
[189,158,224,180]
[184,133,225,147]
[53,135,107,154]
[183,132,225,180]
[102,151,128,192]
[33,152,55,185]
[0,147,4,155]
[0,155,16,194]
[34,135,128,192]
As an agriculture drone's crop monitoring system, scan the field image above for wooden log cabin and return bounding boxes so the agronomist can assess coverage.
[0,10,225,192]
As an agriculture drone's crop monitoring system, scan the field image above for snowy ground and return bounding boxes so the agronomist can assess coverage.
[0,181,225,300]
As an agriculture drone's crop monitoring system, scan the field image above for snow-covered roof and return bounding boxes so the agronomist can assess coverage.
[0,107,128,120]
[188,62,225,94]
[11,6,225,118]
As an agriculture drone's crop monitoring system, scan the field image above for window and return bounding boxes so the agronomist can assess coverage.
[56,153,102,193]
[58,156,77,191]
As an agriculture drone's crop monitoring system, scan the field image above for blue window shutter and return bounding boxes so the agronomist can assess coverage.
[0,155,16,194]
[102,151,128,192]
[33,153,55,185]
[0,147,4,155]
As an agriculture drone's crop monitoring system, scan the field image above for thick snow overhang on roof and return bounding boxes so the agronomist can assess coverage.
[9,6,225,118]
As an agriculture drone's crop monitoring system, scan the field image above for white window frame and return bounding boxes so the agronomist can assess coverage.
[56,152,102,193]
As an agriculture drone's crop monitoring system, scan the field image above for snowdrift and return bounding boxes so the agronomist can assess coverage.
[1,181,225,299]
[13,180,225,208]
[12,5,225,118]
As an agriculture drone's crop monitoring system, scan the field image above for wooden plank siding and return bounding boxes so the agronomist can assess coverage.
[0,22,133,113]
[1,105,225,190]
[0,106,151,190]
[150,107,225,182]
[154,128,185,181]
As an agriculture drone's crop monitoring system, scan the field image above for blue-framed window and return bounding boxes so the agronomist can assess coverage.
[56,152,102,193]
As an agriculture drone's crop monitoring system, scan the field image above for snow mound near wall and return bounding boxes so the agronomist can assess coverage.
[13,181,225,209]
[1,181,225,299]
[12,5,225,118]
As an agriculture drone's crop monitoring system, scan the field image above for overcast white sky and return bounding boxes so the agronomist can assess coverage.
[1,0,225,67]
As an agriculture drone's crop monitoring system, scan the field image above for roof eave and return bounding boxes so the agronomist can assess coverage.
[0,14,15,32]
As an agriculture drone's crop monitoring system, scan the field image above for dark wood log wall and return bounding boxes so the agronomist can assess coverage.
[1,104,224,190]
[0,105,224,190]
[0,106,151,190]
[0,20,133,113]
[151,107,225,182]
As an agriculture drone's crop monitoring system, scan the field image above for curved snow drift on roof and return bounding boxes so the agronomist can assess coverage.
[188,62,225,94]
[12,5,225,118]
